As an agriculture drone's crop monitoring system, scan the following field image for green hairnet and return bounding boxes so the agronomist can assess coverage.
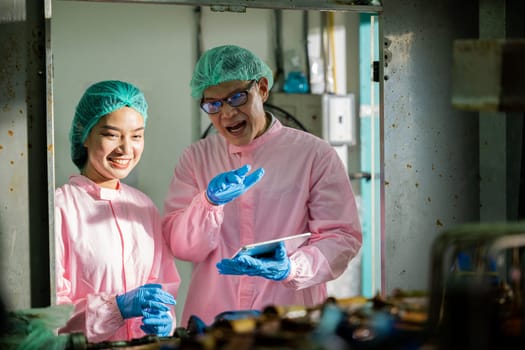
[190,45,274,99]
[70,80,148,170]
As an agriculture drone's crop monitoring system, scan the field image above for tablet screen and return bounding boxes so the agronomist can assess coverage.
[232,232,311,259]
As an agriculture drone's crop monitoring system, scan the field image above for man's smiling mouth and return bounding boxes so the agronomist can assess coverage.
[227,121,246,133]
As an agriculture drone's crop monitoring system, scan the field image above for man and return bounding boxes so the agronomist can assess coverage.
[162,44,362,327]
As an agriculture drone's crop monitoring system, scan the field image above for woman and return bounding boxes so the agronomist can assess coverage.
[55,80,180,343]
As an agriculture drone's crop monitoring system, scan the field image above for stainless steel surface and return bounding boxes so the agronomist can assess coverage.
[46,1,56,306]
[0,6,31,309]
[382,0,480,293]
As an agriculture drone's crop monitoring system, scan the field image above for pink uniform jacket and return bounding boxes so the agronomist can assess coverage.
[162,118,362,327]
[55,175,181,343]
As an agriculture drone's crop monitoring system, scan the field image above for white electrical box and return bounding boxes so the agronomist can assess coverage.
[268,93,356,146]
[324,94,355,144]
[332,144,349,172]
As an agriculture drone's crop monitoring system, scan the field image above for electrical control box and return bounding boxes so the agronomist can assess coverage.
[268,93,356,146]
[332,144,349,172]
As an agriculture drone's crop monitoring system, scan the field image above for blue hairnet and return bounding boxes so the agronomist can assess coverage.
[70,80,148,170]
[190,45,274,99]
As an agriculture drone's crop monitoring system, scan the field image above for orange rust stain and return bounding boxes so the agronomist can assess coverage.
[48,144,53,151]
[8,130,14,136]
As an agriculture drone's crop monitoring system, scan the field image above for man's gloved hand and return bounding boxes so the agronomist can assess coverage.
[206,164,265,205]
[116,283,176,319]
[216,242,291,281]
[141,309,173,337]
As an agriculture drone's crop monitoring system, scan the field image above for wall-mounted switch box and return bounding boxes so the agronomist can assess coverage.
[268,93,356,146]
[323,94,356,145]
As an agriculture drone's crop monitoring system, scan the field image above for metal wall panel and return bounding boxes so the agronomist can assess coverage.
[0,0,50,309]
[382,0,480,293]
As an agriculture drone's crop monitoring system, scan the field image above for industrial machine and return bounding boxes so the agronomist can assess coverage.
[6,222,525,349]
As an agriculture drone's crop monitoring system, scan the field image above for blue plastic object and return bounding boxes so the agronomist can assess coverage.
[141,309,173,337]
[206,165,265,205]
[116,284,176,319]
[283,71,309,93]
[216,242,291,281]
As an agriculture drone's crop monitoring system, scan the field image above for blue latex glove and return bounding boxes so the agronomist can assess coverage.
[141,309,173,337]
[216,242,291,281]
[116,283,176,319]
[206,164,265,205]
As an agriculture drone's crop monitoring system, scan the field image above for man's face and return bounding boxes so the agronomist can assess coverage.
[202,78,269,146]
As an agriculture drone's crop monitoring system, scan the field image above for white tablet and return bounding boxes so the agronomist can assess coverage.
[232,232,311,259]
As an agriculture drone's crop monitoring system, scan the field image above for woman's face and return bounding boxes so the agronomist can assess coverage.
[202,78,269,146]
[82,107,145,189]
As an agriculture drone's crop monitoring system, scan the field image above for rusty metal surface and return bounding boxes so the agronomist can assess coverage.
[382,0,480,293]
[46,11,56,305]
[0,0,50,310]
[0,20,32,311]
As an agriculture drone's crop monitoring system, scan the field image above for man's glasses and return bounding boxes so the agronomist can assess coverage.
[200,80,257,114]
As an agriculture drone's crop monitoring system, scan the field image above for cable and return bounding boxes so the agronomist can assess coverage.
[264,102,309,132]
[273,9,284,93]
[200,102,310,139]
[302,11,312,94]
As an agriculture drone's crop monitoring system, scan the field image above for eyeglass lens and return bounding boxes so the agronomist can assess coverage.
[201,81,255,114]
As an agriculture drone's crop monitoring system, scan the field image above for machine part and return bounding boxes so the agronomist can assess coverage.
[427,222,525,349]
[452,39,525,112]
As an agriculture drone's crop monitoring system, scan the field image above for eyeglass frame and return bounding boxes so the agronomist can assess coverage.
[200,80,257,115]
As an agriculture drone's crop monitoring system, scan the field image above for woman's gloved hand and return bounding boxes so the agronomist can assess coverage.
[206,164,265,205]
[116,283,176,319]
[216,242,291,281]
[141,309,173,337]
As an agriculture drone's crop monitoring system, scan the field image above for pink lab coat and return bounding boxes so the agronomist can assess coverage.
[162,117,362,327]
[55,175,181,343]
